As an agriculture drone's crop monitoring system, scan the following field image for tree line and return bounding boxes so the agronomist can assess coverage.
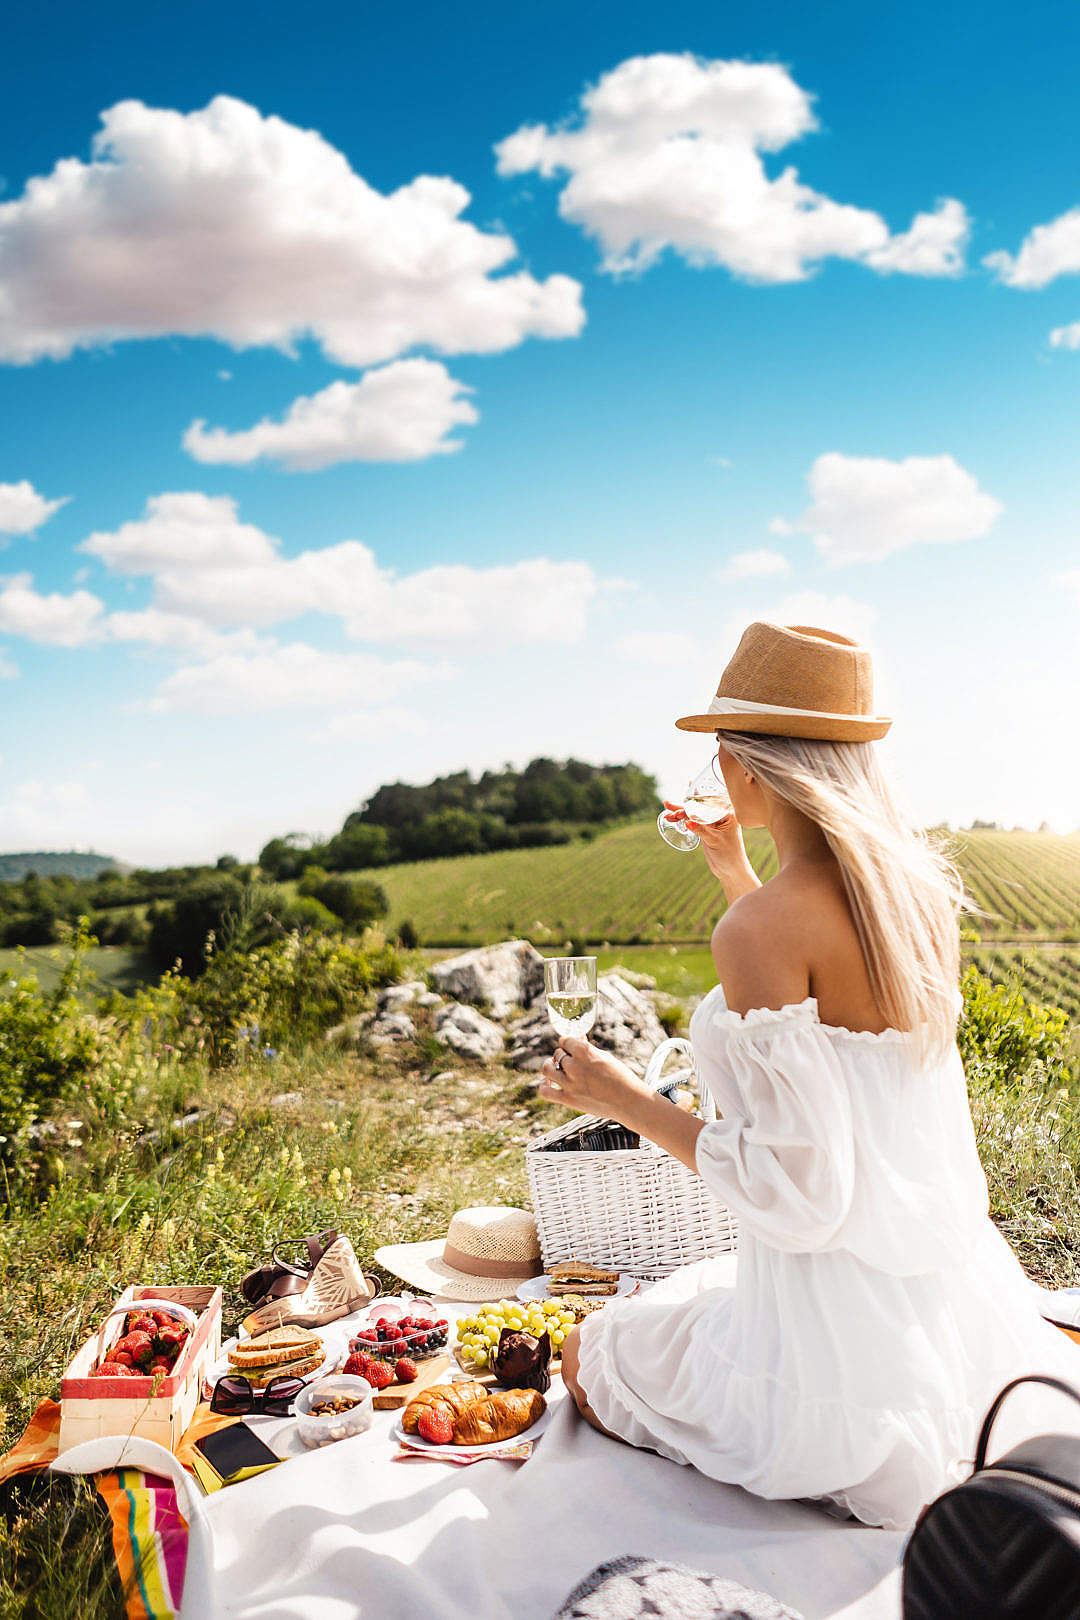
[258,758,659,877]
[0,758,658,963]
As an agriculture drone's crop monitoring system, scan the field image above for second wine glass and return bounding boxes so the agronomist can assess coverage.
[544,956,598,1040]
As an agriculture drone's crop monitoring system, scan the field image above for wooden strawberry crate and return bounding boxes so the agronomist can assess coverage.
[59,1284,222,1453]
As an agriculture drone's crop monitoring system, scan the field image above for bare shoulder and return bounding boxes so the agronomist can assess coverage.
[710,883,810,1016]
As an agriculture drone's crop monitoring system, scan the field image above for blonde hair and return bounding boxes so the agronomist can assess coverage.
[721,732,964,1060]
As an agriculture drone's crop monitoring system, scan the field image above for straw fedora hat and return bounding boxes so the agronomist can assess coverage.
[676,622,891,742]
[373,1206,543,1302]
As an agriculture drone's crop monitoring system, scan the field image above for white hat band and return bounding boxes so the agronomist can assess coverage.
[708,694,830,719]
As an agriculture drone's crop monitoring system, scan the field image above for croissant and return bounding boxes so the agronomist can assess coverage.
[402,1381,546,1444]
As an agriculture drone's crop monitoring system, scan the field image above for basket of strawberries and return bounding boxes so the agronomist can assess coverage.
[59,1284,222,1452]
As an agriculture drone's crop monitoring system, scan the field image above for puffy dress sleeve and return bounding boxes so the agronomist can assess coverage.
[690,998,855,1254]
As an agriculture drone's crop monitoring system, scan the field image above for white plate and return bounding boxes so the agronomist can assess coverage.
[515,1273,640,1303]
[392,1399,554,1454]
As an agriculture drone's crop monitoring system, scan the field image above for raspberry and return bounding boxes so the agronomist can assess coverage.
[417,1407,454,1444]
[395,1357,418,1383]
[364,1360,395,1390]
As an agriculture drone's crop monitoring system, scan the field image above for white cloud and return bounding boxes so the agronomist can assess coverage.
[145,643,444,715]
[0,778,91,848]
[496,53,969,283]
[80,492,603,644]
[105,608,266,656]
[768,517,795,536]
[1050,323,1080,350]
[0,94,584,366]
[985,208,1080,289]
[0,574,104,646]
[183,358,478,470]
[217,369,233,381]
[794,452,1001,565]
[716,547,790,583]
[0,480,69,537]
[82,492,277,574]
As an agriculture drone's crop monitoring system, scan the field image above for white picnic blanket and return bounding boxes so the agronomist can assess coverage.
[189,1270,906,1620]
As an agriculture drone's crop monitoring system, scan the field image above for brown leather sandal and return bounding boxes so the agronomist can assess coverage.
[241,1236,378,1335]
[240,1229,340,1311]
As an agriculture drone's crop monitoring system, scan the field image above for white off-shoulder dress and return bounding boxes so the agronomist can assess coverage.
[575,986,1080,1529]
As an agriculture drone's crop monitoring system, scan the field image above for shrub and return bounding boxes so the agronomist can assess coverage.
[958,965,1074,1089]
[124,929,403,1066]
[0,921,99,1173]
[299,875,388,929]
[397,918,420,950]
[147,875,246,977]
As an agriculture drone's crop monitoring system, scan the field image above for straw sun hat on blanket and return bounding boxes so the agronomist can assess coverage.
[676,620,891,742]
[374,1206,543,1302]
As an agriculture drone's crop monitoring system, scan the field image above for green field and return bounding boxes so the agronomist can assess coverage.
[361,821,1080,947]
[0,944,148,998]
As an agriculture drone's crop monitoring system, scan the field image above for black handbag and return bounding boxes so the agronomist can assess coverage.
[902,1373,1080,1618]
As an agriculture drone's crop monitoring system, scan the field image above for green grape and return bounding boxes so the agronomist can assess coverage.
[552,1328,566,1347]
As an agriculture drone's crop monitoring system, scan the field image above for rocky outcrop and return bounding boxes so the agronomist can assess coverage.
[508,972,667,1075]
[368,1010,416,1045]
[434,1002,505,1062]
[431,940,545,1019]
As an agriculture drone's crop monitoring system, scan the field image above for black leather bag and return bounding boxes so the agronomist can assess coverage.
[902,1373,1080,1618]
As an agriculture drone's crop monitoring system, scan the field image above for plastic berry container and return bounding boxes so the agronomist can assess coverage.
[348,1296,450,1362]
[295,1374,374,1448]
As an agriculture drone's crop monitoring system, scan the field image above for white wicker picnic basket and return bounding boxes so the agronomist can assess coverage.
[526,1037,738,1281]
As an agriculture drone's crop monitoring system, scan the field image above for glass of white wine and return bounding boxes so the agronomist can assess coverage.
[657,751,734,852]
[545,956,598,1041]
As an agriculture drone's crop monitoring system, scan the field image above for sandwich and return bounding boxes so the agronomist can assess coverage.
[545,1261,620,1297]
[227,1325,325,1387]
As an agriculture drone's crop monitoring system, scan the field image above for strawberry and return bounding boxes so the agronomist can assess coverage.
[151,1310,174,1328]
[364,1360,395,1390]
[112,1349,134,1367]
[394,1357,418,1384]
[154,1324,188,1358]
[127,1312,156,1336]
[96,1360,133,1378]
[416,1408,454,1445]
[123,1331,155,1366]
[342,1352,370,1377]
[149,1356,172,1373]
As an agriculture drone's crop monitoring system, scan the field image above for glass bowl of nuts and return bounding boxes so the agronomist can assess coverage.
[294,1374,374,1449]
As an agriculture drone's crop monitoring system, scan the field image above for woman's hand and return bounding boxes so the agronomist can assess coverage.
[539,1037,651,1127]
[662,800,753,887]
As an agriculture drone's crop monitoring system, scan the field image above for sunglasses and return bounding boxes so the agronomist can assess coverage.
[210,1373,305,1416]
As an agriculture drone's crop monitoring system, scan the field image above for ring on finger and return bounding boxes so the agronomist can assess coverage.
[553,1049,565,1072]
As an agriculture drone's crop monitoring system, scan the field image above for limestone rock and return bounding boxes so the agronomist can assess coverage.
[431,940,545,1019]
[325,1011,373,1045]
[434,1002,505,1062]
[377,980,428,1014]
[369,1011,416,1045]
[508,973,667,1075]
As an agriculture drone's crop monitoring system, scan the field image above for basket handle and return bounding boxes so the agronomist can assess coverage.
[94,1298,198,1364]
[643,1037,716,1122]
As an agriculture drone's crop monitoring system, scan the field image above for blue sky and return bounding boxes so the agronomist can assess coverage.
[2,0,1079,862]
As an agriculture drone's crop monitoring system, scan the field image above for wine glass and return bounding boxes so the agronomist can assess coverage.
[657,752,733,852]
[544,956,598,1040]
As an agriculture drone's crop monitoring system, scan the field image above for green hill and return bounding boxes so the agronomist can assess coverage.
[358,821,1080,948]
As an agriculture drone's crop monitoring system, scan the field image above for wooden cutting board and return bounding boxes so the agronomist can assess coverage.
[372,1352,452,1409]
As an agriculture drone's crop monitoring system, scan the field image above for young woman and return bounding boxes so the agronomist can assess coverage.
[539,621,1080,1530]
